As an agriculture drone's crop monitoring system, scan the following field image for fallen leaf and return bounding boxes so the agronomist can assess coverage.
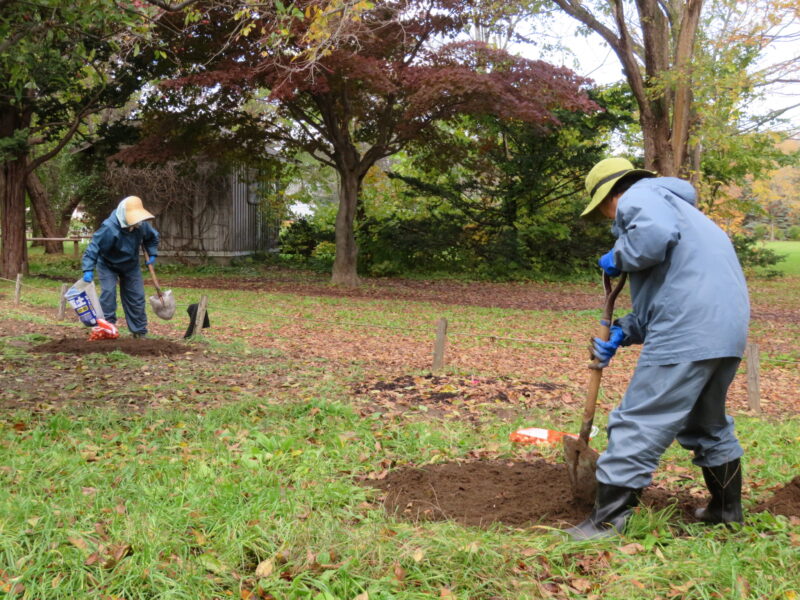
[618,543,645,555]
[69,537,89,551]
[197,553,229,575]
[463,541,480,553]
[393,562,406,583]
[440,589,456,599]
[255,558,274,578]
[736,576,750,598]
[570,578,592,593]
[412,548,426,563]
[104,544,131,568]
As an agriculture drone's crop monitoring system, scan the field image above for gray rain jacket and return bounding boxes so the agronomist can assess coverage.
[610,177,749,366]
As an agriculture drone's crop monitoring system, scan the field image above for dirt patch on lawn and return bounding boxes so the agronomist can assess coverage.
[354,374,575,422]
[754,476,800,518]
[367,459,703,528]
[29,336,193,357]
[369,461,800,529]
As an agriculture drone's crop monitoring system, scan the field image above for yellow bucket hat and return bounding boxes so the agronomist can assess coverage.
[581,157,656,218]
[123,196,155,226]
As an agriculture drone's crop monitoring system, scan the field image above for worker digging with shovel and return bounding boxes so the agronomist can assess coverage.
[565,157,750,540]
[81,196,162,338]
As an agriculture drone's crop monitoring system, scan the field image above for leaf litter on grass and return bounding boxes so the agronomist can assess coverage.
[2,275,800,599]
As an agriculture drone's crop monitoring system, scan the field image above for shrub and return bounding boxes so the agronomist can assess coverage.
[731,233,786,277]
[279,218,331,258]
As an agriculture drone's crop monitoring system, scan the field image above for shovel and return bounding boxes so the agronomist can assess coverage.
[563,272,627,504]
[143,247,176,320]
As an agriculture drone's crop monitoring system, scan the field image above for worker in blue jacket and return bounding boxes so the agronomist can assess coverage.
[81,196,160,338]
[567,157,749,540]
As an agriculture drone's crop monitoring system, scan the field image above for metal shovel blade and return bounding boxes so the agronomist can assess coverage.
[149,289,176,320]
[563,434,599,505]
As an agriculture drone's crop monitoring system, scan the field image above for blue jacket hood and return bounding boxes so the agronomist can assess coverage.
[643,177,697,206]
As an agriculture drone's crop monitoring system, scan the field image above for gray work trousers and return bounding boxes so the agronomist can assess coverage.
[97,260,148,335]
[596,357,744,489]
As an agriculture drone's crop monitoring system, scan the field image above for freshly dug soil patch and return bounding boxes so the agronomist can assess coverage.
[755,476,800,518]
[30,336,192,357]
[368,459,702,528]
[355,374,570,422]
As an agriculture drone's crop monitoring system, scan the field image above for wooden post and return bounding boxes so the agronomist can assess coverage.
[14,274,22,306]
[745,343,761,413]
[432,317,448,372]
[191,295,209,338]
[58,283,69,320]
[72,239,80,258]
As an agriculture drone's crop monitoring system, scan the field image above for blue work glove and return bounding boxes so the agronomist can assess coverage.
[145,255,156,266]
[591,323,625,368]
[598,250,621,277]
[82,271,93,283]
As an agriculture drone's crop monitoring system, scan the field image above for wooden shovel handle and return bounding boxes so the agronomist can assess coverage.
[142,247,163,298]
[577,272,627,444]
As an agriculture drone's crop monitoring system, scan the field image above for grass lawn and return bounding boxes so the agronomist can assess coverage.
[1,258,799,599]
[764,240,800,275]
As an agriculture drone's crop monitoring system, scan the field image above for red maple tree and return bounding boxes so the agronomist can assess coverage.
[130,0,598,285]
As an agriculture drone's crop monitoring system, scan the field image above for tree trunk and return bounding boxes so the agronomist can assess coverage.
[331,169,361,286]
[31,213,42,246]
[1,157,29,278]
[0,108,31,279]
[58,195,81,237]
[26,168,63,254]
[554,0,703,178]
[670,0,703,177]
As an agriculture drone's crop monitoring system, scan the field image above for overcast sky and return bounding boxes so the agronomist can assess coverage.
[524,14,800,133]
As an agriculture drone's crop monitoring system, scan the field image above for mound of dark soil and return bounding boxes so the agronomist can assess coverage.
[368,459,702,528]
[755,476,800,518]
[30,336,192,357]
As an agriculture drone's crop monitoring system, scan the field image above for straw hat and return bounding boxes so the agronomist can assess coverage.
[581,158,656,218]
[123,196,155,225]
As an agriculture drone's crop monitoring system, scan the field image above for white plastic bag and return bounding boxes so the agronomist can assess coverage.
[65,279,105,326]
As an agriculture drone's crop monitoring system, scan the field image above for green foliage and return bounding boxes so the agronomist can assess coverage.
[731,233,786,277]
[0,129,30,163]
[280,218,333,259]
[350,85,633,280]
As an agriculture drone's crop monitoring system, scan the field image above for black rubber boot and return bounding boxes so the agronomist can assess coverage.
[695,458,743,524]
[565,483,642,540]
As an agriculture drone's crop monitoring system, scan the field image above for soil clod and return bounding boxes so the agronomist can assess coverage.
[755,476,800,518]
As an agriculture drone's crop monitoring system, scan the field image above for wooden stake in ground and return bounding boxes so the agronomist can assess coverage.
[432,317,448,372]
[14,273,22,305]
[58,283,68,320]
[746,343,761,414]
[191,295,209,339]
